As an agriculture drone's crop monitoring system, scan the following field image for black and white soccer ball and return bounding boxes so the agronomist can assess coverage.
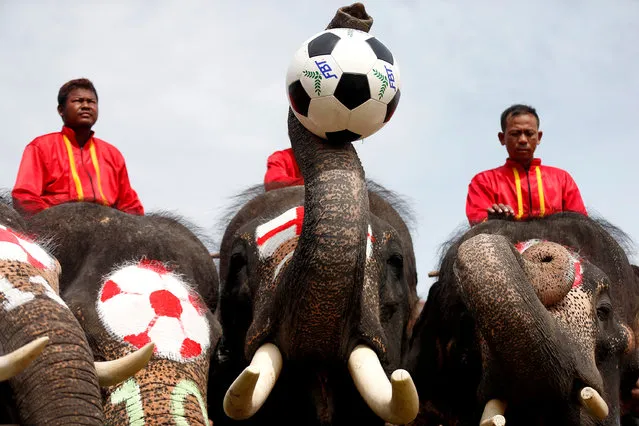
[286,28,401,143]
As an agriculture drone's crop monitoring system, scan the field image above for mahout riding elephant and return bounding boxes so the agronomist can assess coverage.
[208,5,421,425]
[406,212,639,425]
[27,202,222,425]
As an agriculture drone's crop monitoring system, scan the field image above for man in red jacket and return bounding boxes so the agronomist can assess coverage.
[264,147,304,191]
[12,78,144,217]
[465,104,587,226]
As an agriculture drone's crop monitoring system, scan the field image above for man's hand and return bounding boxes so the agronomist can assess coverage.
[487,203,515,220]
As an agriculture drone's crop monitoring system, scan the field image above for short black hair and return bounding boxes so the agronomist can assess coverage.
[57,78,98,107]
[500,104,539,131]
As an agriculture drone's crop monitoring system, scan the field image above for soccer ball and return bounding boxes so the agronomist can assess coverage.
[96,259,210,362]
[286,28,401,143]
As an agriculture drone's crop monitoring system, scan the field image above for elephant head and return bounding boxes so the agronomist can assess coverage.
[407,213,639,425]
[27,202,222,426]
[210,5,420,425]
[0,203,105,424]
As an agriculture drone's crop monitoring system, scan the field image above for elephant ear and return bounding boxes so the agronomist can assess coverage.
[325,3,373,32]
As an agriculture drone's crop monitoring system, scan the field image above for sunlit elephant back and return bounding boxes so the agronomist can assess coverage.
[0,201,105,425]
[209,4,421,425]
[27,202,222,425]
[407,213,639,425]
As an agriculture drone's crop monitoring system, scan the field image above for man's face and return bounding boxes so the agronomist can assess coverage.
[498,113,542,164]
[58,88,98,129]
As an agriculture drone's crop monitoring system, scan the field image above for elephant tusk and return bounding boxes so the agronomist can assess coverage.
[0,336,49,381]
[479,399,507,426]
[347,344,419,425]
[580,387,608,420]
[223,343,282,420]
[94,342,155,387]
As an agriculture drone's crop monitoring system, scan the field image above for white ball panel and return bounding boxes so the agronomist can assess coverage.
[300,56,343,98]
[286,44,310,87]
[348,99,387,138]
[331,39,377,75]
[366,60,401,105]
[308,96,351,133]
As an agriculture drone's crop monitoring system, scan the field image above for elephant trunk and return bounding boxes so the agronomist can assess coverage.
[453,234,602,404]
[279,110,369,359]
[1,272,104,425]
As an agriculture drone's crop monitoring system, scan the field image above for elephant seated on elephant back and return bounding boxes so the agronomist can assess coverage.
[26,202,222,426]
[406,212,639,426]
[209,5,422,425]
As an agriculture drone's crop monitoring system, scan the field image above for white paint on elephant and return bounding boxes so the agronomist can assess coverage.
[366,224,373,259]
[96,260,210,362]
[256,206,304,259]
[29,275,66,307]
[273,251,294,281]
[0,225,55,270]
[0,276,34,311]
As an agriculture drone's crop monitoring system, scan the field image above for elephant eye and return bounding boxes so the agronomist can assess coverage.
[387,254,403,279]
[596,302,612,322]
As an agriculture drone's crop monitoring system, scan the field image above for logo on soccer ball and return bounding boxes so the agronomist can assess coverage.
[96,259,210,362]
[0,225,55,270]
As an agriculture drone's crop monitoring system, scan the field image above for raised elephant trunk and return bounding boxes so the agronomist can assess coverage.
[454,234,603,406]
[279,109,369,359]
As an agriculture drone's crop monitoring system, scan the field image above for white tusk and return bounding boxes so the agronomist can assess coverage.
[95,342,155,387]
[0,336,49,381]
[479,399,507,426]
[223,343,282,420]
[347,344,419,425]
[580,386,608,420]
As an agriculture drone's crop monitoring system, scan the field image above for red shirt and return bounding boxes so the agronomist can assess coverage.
[466,158,587,225]
[264,148,304,191]
[12,126,144,216]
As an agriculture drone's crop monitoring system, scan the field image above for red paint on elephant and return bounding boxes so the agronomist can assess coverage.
[96,260,211,362]
[515,239,584,289]
[0,225,55,270]
[150,290,183,318]
[100,280,122,302]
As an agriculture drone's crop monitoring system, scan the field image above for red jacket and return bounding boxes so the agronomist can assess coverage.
[12,126,144,216]
[466,158,587,225]
[264,148,304,191]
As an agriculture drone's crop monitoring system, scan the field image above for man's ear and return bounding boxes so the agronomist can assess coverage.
[498,132,506,146]
[57,104,64,119]
[537,130,543,144]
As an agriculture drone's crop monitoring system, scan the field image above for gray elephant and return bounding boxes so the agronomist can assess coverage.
[209,5,421,425]
[0,200,150,424]
[27,202,222,425]
[406,213,639,425]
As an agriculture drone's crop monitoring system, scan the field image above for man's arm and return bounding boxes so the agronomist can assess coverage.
[466,173,498,225]
[113,158,144,215]
[562,172,588,216]
[264,151,303,191]
[11,144,49,216]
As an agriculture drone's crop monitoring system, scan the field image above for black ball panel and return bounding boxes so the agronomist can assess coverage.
[384,89,401,123]
[308,32,341,58]
[334,73,370,110]
[288,80,311,117]
[325,129,362,144]
[366,37,394,65]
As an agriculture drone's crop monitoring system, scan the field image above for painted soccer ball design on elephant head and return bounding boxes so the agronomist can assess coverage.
[26,203,222,426]
[407,214,638,426]
[96,259,213,425]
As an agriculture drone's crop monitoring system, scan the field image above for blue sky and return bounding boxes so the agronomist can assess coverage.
[1,1,638,298]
